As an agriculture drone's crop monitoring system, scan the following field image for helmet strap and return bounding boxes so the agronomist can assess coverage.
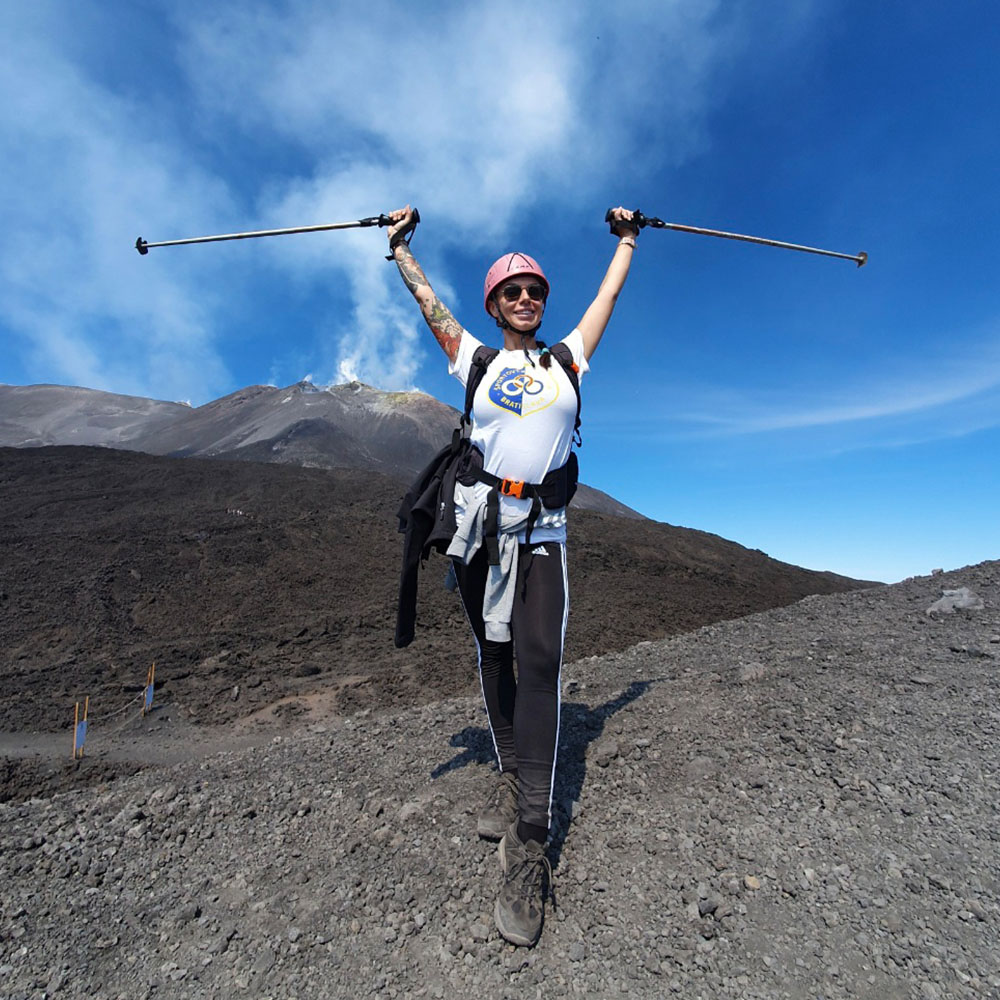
[491,292,543,340]
[519,333,536,367]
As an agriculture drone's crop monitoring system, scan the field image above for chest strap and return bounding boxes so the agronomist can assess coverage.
[478,474,543,563]
[469,458,576,564]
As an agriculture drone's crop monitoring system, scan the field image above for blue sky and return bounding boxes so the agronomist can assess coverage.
[2,1,998,584]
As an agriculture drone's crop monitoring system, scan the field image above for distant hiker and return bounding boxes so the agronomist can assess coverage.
[387,204,639,947]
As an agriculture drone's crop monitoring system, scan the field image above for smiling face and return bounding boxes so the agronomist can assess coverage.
[488,276,547,336]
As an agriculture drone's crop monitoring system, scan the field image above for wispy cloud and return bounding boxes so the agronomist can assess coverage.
[597,331,1000,448]
[170,0,742,389]
[0,0,816,399]
[0,4,238,402]
[689,360,1000,434]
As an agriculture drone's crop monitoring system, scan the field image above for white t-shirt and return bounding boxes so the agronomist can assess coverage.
[448,328,589,543]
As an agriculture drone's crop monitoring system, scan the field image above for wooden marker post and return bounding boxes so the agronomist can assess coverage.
[73,696,89,758]
[143,662,156,716]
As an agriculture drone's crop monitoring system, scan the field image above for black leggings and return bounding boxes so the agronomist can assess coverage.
[453,541,568,834]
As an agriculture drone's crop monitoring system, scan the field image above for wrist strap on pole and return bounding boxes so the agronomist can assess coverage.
[384,209,421,261]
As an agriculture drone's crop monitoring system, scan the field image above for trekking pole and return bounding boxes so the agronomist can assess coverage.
[136,209,419,255]
[606,209,867,267]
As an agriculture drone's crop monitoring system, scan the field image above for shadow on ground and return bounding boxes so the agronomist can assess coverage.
[430,679,658,867]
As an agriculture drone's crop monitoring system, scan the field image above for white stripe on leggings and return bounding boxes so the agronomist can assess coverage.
[454,562,503,768]
[546,541,570,827]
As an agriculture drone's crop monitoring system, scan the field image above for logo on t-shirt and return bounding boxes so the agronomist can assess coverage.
[487,367,560,417]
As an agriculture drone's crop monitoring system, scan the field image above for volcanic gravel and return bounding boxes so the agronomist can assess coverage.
[2,561,997,999]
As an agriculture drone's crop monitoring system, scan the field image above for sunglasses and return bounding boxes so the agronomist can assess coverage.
[499,282,547,303]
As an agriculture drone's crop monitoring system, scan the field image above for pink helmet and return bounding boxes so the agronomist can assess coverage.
[483,252,549,314]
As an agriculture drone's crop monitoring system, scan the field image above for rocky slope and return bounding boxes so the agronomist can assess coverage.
[0,445,865,745]
[1,562,997,999]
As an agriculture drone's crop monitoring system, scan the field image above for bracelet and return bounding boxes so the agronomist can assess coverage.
[618,236,637,249]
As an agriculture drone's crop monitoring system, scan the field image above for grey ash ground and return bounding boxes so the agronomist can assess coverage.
[2,561,998,999]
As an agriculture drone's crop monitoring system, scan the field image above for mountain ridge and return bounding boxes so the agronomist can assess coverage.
[0,381,642,519]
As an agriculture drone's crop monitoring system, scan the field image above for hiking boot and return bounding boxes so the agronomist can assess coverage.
[495,822,552,947]
[477,770,518,841]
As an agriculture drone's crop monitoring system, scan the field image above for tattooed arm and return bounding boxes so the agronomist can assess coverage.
[386,206,463,363]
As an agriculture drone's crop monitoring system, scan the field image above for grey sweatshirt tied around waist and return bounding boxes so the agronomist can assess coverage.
[446,482,532,643]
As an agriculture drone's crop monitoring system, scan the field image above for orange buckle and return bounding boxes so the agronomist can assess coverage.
[499,478,525,499]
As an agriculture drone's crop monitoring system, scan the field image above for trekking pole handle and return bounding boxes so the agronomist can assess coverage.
[376,208,420,228]
[605,208,656,233]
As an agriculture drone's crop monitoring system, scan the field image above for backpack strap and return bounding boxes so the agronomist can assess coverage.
[548,341,582,446]
[463,345,500,429]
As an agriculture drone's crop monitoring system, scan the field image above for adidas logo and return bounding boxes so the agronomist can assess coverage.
[531,546,549,556]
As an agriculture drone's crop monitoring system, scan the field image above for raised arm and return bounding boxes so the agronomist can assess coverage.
[576,206,640,361]
[386,206,464,363]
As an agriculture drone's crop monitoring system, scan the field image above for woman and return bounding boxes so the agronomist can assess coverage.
[386,204,639,947]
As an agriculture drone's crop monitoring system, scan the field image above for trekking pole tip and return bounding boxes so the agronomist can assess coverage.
[135,237,148,256]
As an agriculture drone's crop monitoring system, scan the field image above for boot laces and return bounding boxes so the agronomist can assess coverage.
[509,847,554,906]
